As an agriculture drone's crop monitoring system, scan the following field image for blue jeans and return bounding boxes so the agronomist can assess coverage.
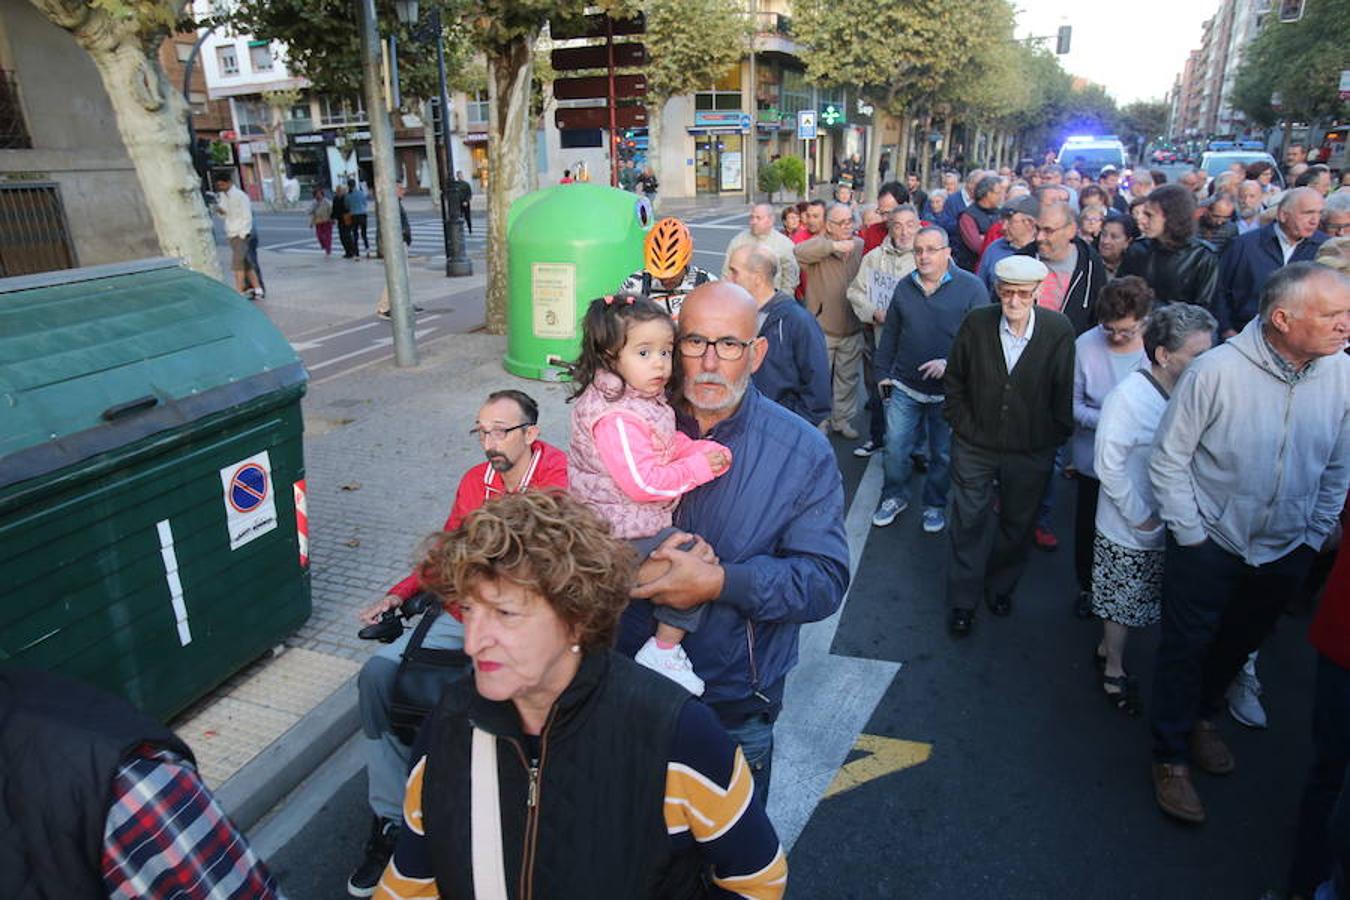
[881,390,950,510]
[722,712,774,807]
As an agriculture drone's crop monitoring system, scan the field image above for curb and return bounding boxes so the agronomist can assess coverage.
[214,673,361,833]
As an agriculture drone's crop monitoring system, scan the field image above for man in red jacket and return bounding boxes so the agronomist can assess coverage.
[346,389,568,896]
[1288,494,1350,900]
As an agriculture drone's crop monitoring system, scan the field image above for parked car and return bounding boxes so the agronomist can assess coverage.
[1198,151,1285,191]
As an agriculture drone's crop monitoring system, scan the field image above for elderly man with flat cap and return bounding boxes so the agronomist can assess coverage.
[942,255,1076,636]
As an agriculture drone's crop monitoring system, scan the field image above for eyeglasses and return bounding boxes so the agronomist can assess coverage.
[469,423,531,442]
[1327,222,1350,236]
[913,246,948,256]
[678,334,755,361]
[1036,222,1071,235]
[1101,321,1146,338]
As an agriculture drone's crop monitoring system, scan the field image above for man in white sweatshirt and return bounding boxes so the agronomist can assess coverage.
[1148,262,1350,825]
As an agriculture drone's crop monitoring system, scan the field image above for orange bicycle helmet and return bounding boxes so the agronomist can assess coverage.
[644,217,693,280]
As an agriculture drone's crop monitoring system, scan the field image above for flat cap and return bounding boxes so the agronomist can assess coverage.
[995,255,1049,285]
[1099,164,1119,175]
[1002,195,1040,219]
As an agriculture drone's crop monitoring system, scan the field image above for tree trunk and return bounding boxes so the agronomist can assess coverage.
[485,36,535,335]
[864,113,884,201]
[33,1,222,280]
[421,99,441,200]
[972,126,983,169]
[269,107,288,209]
[896,106,911,184]
[941,115,954,171]
[919,112,933,187]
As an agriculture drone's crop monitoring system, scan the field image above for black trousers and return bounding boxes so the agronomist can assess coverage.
[353,213,370,250]
[860,328,886,446]
[339,220,358,257]
[1289,655,1350,896]
[459,201,472,233]
[1149,536,1315,762]
[946,437,1056,612]
[1073,474,1100,593]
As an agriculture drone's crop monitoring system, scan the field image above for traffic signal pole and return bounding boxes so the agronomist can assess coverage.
[607,16,619,187]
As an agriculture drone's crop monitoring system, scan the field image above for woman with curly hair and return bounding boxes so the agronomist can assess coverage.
[1120,183,1220,309]
[375,490,786,900]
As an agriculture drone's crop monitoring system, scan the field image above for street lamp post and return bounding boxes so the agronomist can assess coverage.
[395,0,473,277]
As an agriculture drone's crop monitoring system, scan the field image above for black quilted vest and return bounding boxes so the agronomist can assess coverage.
[953,203,999,271]
[423,649,707,899]
[0,667,195,900]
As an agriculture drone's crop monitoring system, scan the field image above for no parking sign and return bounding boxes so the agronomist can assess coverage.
[220,450,278,549]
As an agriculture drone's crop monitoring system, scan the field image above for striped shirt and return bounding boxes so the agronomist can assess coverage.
[376,701,787,899]
[101,745,279,899]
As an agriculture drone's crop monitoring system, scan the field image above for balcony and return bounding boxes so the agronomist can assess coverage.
[753,12,798,56]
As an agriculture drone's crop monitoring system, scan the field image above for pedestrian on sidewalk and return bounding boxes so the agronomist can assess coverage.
[334,183,358,259]
[347,178,371,256]
[375,185,417,320]
[377,491,788,899]
[453,170,472,234]
[1147,263,1350,825]
[942,255,1076,637]
[309,185,334,256]
[347,390,568,897]
[1090,303,1216,716]
[211,171,264,300]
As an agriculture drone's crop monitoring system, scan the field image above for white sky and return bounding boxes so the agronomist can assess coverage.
[1013,0,1217,104]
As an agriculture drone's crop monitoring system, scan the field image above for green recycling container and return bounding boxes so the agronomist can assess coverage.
[0,258,310,722]
[503,183,653,380]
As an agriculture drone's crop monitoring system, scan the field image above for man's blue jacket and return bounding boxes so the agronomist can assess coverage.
[1215,222,1327,334]
[617,386,850,722]
[751,292,831,427]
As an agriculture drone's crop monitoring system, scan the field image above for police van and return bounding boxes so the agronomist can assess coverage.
[1057,136,1128,178]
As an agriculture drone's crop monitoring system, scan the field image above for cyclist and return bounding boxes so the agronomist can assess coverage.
[621,216,717,319]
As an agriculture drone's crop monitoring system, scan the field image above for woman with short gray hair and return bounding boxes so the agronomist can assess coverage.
[1090,302,1217,714]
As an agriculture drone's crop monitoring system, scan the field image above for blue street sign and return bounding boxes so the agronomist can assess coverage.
[797,109,817,140]
[739,112,753,133]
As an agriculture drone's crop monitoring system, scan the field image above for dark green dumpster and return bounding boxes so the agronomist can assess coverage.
[0,258,310,721]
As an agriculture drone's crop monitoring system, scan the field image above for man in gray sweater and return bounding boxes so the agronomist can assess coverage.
[1148,262,1350,825]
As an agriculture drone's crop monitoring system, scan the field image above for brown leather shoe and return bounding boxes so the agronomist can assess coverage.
[1153,763,1206,823]
[1188,720,1236,775]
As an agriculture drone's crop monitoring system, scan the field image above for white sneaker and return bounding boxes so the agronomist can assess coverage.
[872,497,907,528]
[1226,670,1267,729]
[635,637,705,695]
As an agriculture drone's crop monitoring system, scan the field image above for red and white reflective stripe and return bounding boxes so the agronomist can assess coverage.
[293,479,309,568]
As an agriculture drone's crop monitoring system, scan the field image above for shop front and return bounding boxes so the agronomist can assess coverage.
[690,112,747,195]
[285,131,332,198]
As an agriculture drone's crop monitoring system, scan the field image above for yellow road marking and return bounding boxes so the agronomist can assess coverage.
[823,733,933,799]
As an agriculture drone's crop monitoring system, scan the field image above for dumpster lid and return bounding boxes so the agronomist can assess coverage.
[0,259,305,489]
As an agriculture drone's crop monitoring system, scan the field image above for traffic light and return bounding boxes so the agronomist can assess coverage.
[1056,25,1071,55]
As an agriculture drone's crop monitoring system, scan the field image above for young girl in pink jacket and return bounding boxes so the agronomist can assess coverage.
[568,295,731,694]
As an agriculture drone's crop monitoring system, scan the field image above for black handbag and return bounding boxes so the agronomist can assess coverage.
[389,601,472,745]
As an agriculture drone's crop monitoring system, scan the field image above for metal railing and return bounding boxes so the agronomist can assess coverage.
[0,183,77,278]
[0,69,32,149]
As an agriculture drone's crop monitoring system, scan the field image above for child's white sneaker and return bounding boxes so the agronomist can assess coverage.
[635,637,705,696]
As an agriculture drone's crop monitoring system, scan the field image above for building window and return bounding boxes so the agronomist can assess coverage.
[216,44,239,76]
[0,69,31,149]
[0,183,77,277]
[233,98,270,136]
[694,63,743,112]
[249,41,273,72]
[319,95,367,126]
[466,89,489,126]
[188,91,208,114]
[175,42,195,63]
[780,68,810,117]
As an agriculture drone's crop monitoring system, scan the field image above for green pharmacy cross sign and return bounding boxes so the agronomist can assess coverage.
[820,104,845,127]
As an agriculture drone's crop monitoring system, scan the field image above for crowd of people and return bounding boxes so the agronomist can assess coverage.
[339,153,1350,899]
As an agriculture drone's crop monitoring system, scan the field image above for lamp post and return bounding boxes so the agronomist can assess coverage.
[395,0,473,277]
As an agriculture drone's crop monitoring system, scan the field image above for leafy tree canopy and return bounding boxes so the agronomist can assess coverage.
[1231,0,1350,127]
